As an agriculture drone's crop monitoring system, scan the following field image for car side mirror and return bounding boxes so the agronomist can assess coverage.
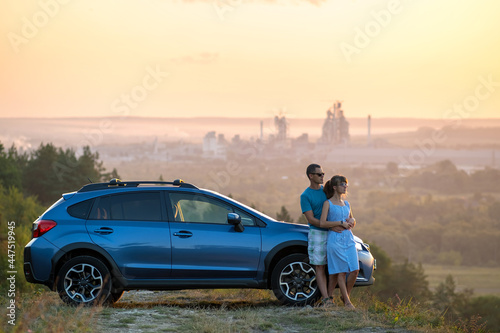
[228,213,244,232]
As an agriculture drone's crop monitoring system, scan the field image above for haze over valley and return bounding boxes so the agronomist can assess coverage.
[2,116,500,171]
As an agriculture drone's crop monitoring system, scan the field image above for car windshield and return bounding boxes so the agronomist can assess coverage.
[202,189,276,222]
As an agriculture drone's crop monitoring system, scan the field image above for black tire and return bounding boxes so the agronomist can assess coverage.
[271,253,320,306]
[56,256,112,306]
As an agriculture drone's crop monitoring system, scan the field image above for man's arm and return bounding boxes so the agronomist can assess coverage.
[303,210,320,228]
[323,219,347,232]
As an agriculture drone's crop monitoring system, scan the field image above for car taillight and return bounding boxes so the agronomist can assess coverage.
[32,220,57,238]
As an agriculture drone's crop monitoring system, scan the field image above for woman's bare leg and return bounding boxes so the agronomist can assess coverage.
[328,274,338,299]
[338,272,355,309]
[346,270,359,297]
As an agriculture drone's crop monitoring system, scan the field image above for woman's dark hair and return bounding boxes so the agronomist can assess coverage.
[323,175,348,199]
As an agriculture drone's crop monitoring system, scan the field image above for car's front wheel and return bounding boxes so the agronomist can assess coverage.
[271,253,320,306]
[56,256,112,306]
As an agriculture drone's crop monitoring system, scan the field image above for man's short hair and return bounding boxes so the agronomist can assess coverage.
[306,164,321,178]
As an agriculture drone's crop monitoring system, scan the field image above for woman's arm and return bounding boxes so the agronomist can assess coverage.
[319,201,329,228]
[346,208,356,229]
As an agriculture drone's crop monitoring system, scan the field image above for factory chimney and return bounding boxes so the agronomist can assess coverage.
[367,115,371,146]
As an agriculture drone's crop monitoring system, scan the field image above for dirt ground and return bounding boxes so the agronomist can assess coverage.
[95,290,415,333]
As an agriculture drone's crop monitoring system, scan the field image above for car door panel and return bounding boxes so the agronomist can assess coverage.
[170,222,261,278]
[86,191,172,279]
[167,192,262,279]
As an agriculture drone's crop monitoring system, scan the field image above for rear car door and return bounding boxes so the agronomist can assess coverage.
[167,192,262,279]
[86,191,172,279]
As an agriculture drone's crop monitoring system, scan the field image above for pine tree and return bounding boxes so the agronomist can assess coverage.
[276,206,293,222]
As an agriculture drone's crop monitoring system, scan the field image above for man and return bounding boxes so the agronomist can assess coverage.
[300,164,345,305]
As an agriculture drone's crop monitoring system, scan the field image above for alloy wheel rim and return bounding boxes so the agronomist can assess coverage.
[64,263,103,302]
[279,261,317,301]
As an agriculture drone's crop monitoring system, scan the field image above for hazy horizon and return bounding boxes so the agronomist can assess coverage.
[2,116,500,152]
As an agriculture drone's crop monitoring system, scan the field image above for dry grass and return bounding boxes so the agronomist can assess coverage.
[1,292,102,333]
[98,290,382,333]
[97,289,449,333]
[1,288,465,333]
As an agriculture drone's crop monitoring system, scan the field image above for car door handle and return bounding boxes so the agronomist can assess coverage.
[94,227,114,235]
[173,231,193,238]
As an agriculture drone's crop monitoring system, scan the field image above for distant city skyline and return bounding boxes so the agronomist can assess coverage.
[1,0,499,119]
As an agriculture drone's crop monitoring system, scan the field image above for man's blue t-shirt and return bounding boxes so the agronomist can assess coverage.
[300,186,327,231]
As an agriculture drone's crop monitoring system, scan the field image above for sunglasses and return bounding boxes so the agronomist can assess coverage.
[337,182,348,187]
[312,173,325,177]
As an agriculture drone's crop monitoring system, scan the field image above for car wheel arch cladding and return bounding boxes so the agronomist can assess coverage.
[263,241,308,280]
[52,243,123,288]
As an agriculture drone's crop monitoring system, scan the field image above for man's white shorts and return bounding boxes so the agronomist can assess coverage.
[308,228,328,266]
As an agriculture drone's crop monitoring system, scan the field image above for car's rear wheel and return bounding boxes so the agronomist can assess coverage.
[56,256,112,306]
[271,253,320,306]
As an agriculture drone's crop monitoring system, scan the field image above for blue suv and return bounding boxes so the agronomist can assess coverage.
[24,179,375,306]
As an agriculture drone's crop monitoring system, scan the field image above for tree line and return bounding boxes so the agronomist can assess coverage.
[0,142,118,205]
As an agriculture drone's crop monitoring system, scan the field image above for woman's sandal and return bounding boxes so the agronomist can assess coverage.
[317,296,335,307]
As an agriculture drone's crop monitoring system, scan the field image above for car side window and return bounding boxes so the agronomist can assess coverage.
[168,193,256,226]
[67,199,94,219]
[90,192,162,221]
[169,193,234,224]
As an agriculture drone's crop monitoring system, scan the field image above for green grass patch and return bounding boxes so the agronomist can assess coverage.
[119,317,136,324]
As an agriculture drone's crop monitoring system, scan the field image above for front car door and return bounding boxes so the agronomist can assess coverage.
[167,191,262,279]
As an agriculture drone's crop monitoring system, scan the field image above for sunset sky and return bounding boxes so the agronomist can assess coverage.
[1,0,499,120]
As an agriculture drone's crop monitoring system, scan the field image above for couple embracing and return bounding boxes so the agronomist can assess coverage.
[300,164,359,309]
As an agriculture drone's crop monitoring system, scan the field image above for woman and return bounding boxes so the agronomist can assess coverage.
[320,175,359,309]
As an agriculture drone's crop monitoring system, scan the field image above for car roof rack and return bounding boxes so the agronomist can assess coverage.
[77,178,197,192]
